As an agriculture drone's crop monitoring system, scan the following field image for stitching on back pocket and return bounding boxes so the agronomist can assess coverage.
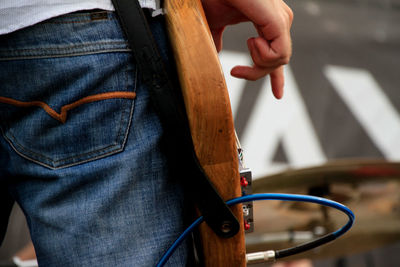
[0,92,136,123]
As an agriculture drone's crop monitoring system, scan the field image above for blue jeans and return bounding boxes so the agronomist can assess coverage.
[0,10,189,266]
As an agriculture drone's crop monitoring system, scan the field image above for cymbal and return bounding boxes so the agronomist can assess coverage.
[246,160,400,260]
[253,159,400,193]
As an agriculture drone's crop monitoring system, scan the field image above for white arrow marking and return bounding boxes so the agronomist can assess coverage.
[324,65,400,160]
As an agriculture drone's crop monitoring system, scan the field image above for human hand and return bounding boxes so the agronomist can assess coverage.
[201,0,293,99]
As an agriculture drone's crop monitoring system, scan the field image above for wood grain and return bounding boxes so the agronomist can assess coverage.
[165,0,246,265]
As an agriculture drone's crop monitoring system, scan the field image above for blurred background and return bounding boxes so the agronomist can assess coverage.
[220,0,400,266]
[1,0,399,266]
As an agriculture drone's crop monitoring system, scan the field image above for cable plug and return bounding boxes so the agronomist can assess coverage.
[246,250,276,264]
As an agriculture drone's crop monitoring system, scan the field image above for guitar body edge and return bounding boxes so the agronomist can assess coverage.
[165,0,247,266]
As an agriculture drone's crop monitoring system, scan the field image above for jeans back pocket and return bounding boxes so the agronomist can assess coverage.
[0,11,139,169]
[0,51,136,169]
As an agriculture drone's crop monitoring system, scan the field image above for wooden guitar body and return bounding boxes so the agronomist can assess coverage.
[164,0,246,266]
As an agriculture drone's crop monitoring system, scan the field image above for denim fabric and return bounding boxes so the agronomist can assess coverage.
[0,11,188,266]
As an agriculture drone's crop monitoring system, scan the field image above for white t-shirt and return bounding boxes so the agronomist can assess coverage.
[0,0,159,35]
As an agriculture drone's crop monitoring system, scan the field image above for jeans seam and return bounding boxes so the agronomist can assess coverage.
[121,67,138,147]
[2,108,130,169]
[115,66,138,145]
[0,49,132,61]
[46,18,110,24]
[0,41,129,55]
[44,11,112,24]
[1,124,124,170]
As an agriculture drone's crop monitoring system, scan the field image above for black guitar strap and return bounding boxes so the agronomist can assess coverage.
[111,0,240,238]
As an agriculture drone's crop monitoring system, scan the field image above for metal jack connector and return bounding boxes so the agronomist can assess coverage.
[246,250,276,264]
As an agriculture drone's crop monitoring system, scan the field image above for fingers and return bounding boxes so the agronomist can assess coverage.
[231,36,287,99]
[270,66,284,99]
[231,65,275,81]
[201,0,293,99]
[229,0,292,99]
[231,65,284,99]
[248,37,290,68]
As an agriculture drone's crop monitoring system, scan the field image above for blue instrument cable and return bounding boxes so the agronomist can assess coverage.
[157,193,355,266]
